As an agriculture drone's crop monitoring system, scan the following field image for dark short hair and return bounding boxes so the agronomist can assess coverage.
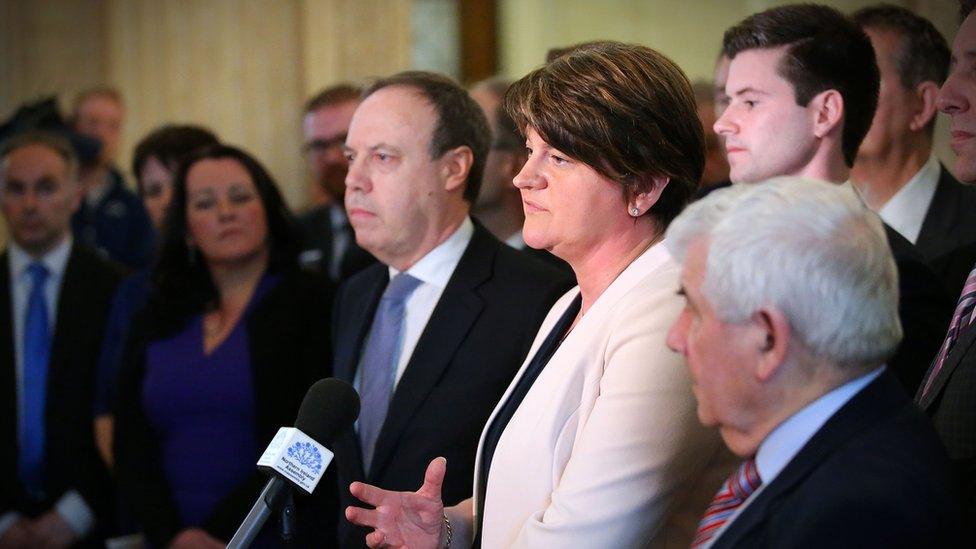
[304,83,362,114]
[962,0,975,21]
[506,40,704,230]
[0,131,78,180]
[723,4,879,167]
[131,125,219,195]
[365,71,490,203]
[150,144,303,335]
[854,4,950,135]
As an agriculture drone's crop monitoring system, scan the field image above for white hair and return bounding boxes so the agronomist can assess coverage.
[666,178,902,370]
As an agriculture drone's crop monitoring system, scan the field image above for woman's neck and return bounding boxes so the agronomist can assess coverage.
[208,250,269,314]
[569,223,662,315]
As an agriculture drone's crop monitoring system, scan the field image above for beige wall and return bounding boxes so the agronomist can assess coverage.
[0,0,412,247]
[498,0,957,169]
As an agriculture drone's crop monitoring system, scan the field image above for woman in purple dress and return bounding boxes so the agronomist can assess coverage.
[114,145,335,548]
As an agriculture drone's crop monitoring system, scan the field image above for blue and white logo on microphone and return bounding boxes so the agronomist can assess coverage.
[287,441,323,474]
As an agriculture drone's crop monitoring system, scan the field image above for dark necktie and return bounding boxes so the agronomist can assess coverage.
[20,262,51,497]
[921,263,976,398]
[692,458,762,548]
[357,273,422,474]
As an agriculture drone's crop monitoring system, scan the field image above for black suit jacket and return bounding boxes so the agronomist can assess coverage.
[917,308,976,537]
[713,371,962,548]
[299,204,376,282]
[114,269,334,546]
[915,164,976,263]
[331,222,573,548]
[0,244,125,544]
[884,225,953,392]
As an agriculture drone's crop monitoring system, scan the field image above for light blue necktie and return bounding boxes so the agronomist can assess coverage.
[20,262,50,497]
[357,273,422,474]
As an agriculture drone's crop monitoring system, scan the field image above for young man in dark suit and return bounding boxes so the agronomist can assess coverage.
[851,5,976,265]
[667,178,961,548]
[0,132,125,547]
[918,0,976,534]
[713,2,952,394]
[333,71,573,548]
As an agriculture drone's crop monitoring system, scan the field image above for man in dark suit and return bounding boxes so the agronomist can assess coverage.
[0,132,125,547]
[333,71,573,547]
[299,84,376,282]
[917,0,976,533]
[713,2,952,394]
[852,5,976,265]
[667,177,961,548]
[469,79,572,274]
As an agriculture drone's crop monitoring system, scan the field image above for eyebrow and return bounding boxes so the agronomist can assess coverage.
[731,86,768,97]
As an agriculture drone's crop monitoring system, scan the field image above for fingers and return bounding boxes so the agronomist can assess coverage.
[365,530,386,548]
[350,481,393,507]
[345,505,382,528]
[418,457,447,499]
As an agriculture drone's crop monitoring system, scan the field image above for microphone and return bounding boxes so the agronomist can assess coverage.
[228,378,360,548]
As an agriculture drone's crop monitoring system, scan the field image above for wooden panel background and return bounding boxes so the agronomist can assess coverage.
[0,0,413,246]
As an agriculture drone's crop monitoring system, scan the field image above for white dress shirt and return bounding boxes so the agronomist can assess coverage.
[704,366,885,547]
[877,155,941,244]
[504,231,526,250]
[355,217,474,389]
[0,236,95,539]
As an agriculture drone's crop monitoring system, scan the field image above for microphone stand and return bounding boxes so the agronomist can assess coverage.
[227,479,291,548]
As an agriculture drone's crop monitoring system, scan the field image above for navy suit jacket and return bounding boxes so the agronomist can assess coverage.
[714,371,962,548]
[330,221,573,548]
[0,244,125,544]
[916,164,976,263]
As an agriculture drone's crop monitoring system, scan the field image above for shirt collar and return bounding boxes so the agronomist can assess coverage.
[754,366,884,483]
[876,155,941,243]
[504,230,525,250]
[389,217,474,289]
[9,235,73,281]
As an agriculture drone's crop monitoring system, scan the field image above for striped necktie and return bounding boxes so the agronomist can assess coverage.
[692,458,762,548]
[921,263,976,399]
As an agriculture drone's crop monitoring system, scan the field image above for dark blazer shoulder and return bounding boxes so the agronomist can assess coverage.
[715,372,961,548]
[917,165,976,261]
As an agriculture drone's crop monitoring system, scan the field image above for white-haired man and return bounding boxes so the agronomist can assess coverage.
[666,178,961,547]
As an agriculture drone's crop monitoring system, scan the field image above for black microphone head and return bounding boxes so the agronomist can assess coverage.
[294,378,360,447]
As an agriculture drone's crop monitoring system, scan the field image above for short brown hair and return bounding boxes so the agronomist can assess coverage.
[0,131,78,182]
[131,124,219,194]
[304,83,362,114]
[365,71,490,204]
[506,41,704,229]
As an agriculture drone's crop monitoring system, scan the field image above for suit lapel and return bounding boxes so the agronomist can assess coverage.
[916,165,953,253]
[334,268,387,383]
[0,251,17,474]
[367,227,493,480]
[918,321,976,410]
[46,245,86,392]
[715,372,903,548]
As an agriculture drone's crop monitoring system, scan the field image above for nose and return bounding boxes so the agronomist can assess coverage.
[713,108,735,137]
[345,155,371,193]
[665,311,689,355]
[512,154,544,191]
[21,189,39,211]
[938,70,969,116]
[216,196,236,220]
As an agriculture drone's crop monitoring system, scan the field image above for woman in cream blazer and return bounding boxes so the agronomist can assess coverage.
[345,41,733,548]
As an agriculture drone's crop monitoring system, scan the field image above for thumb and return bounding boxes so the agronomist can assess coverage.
[418,457,447,499]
